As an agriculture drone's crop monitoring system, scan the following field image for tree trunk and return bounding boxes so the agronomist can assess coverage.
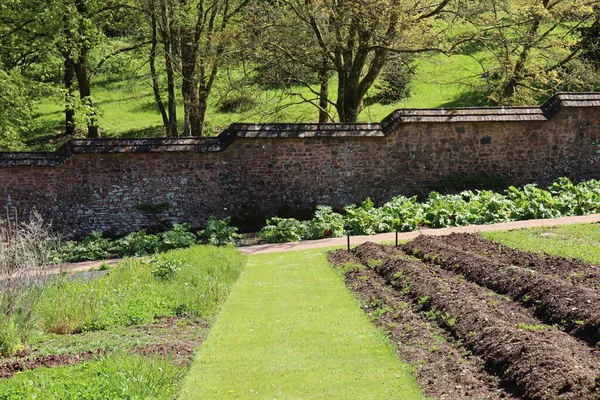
[160,0,178,137]
[73,59,99,138]
[64,59,76,136]
[197,93,208,135]
[150,9,169,134]
[180,27,201,136]
[318,57,329,124]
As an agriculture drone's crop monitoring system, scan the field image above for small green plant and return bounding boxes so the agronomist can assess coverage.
[199,217,241,246]
[150,257,186,280]
[516,323,546,331]
[0,316,24,357]
[98,262,112,271]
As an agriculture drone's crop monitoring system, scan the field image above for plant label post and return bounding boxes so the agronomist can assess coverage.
[347,234,350,251]
[396,231,399,247]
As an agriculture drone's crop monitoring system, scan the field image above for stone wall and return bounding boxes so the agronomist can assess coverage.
[1,92,600,237]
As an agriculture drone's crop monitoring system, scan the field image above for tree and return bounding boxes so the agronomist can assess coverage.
[143,0,251,137]
[0,0,142,138]
[0,67,34,150]
[255,0,454,122]
[469,0,599,105]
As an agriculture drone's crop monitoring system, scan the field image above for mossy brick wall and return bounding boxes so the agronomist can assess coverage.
[1,93,600,237]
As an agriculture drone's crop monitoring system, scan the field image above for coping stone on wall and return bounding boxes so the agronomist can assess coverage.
[1,92,600,167]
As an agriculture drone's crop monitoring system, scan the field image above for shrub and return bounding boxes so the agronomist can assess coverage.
[217,94,257,113]
[375,56,414,104]
[199,217,241,246]
[381,195,424,232]
[113,230,159,257]
[57,231,111,262]
[260,217,308,243]
[305,206,345,239]
[158,223,197,252]
[344,198,390,235]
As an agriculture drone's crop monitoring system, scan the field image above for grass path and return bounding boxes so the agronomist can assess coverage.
[179,249,423,399]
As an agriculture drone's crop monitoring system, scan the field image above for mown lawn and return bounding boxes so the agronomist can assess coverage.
[179,249,423,399]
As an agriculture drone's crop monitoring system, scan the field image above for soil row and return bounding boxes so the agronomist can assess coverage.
[328,249,517,399]
[403,235,600,346]
[350,242,600,400]
[442,233,600,291]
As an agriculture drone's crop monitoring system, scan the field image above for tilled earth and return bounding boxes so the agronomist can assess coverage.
[329,235,600,400]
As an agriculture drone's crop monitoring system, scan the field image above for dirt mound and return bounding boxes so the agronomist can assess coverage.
[443,233,600,290]
[337,242,600,399]
[331,252,517,399]
[404,235,600,345]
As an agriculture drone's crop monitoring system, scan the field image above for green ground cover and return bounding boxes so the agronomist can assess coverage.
[179,249,423,399]
[482,223,600,264]
[0,245,246,399]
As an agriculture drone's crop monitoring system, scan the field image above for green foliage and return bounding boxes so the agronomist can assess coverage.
[375,56,413,104]
[305,206,345,239]
[506,184,561,220]
[158,223,196,252]
[381,195,424,232]
[199,217,241,246]
[344,198,390,235]
[38,246,246,334]
[259,177,600,244]
[57,231,111,262]
[0,315,24,357]
[260,217,308,243]
[0,67,35,150]
[113,230,159,257]
[150,256,185,280]
[0,353,183,400]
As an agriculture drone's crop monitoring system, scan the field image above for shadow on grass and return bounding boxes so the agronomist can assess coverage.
[440,89,491,108]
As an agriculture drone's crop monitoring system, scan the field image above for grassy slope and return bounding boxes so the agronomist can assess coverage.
[482,223,600,264]
[32,52,486,144]
[179,249,423,399]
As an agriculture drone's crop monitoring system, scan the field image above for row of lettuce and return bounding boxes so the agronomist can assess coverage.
[58,177,600,262]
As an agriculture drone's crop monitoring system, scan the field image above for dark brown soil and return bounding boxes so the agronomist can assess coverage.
[329,249,518,400]
[404,235,600,345]
[0,350,101,379]
[336,242,600,400]
[442,233,600,291]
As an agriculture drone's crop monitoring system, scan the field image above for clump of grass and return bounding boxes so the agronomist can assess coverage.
[0,353,184,399]
[37,246,246,334]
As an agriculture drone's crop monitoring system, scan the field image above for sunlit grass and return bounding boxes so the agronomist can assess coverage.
[179,248,423,399]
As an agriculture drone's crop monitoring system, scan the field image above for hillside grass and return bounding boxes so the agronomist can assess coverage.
[30,51,488,148]
[178,249,424,399]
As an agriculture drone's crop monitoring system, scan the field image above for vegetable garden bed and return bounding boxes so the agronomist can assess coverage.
[330,237,600,399]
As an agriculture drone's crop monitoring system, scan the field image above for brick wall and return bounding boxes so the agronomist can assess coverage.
[1,92,600,238]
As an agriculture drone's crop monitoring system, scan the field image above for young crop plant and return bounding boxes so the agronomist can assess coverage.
[199,217,241,246]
